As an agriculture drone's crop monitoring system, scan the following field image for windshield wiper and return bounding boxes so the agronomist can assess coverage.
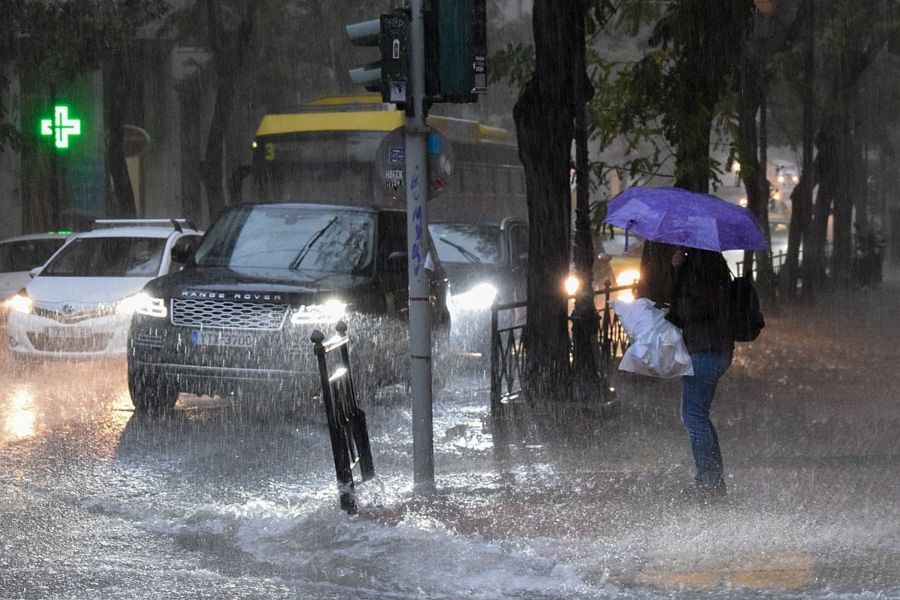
[439,236,481,264]
[289,216,338,271]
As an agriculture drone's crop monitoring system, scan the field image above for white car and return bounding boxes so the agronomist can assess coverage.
[6,219,202,360]
[0,232,72,306]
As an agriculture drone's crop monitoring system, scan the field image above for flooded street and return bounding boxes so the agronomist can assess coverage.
[1,273,899,599]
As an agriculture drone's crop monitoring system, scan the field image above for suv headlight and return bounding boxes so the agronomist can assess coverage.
[119,292,168,318]
[8,291,33,314]
[449,283,498,312]
[291,299,347,325]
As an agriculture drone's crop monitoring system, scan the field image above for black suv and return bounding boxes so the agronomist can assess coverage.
[127,203,449,411]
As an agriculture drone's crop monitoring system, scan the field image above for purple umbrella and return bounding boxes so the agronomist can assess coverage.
[604,187,767,252]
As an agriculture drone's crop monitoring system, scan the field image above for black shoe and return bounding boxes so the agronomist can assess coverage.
[696,478,727,506]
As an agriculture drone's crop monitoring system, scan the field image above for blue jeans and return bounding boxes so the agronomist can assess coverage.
[681,350,733,489]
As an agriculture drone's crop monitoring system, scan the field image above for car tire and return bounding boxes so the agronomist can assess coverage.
[128,365,178,413]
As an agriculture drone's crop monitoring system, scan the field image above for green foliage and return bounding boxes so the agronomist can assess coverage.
[489,42,533,90]
[491,0,753,203]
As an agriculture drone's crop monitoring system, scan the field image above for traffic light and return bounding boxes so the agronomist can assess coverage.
[426,0,487,103]
[345,1,486,105]
[346,9,409,104]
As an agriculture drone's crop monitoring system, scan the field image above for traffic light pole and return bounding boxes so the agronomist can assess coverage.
[406,0,435,493]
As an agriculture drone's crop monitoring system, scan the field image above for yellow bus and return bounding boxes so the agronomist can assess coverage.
[238,94,526,224]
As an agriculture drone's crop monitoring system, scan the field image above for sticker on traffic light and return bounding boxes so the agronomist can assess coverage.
[39,105,82,150]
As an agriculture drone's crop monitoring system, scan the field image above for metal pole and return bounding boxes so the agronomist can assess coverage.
[406,0,434,493]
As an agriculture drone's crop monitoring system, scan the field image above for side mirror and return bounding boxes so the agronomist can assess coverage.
[171,244,191,265]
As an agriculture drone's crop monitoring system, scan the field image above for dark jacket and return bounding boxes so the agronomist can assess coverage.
[637,242,734,354]
[668,249,734,353]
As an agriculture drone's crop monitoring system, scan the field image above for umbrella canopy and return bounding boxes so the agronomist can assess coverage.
[604,187,767,252]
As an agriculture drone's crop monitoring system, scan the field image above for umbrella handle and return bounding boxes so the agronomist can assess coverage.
[624,220,635,253]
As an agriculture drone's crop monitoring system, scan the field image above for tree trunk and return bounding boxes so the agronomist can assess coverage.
[104,49,136,218]
[673,112,714,193]
[200,1,257,223]
[787,0,815,302]
[570,0,599,396]
[515,0,580,401]
[736,35,772,287]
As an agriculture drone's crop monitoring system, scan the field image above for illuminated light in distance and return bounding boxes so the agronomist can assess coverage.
[615,268,641,303]
[564,275,580,297]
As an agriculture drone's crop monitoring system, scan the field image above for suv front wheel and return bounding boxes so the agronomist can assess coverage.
[128,365,178,412]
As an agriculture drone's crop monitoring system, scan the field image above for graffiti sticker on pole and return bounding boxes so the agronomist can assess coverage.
[375,127,453,203]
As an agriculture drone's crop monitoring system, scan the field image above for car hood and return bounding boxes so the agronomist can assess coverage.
[26,276,152,307]
[442,263,505,292]
[144,266,373,304]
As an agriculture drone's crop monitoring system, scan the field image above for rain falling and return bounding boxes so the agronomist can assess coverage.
[1,1,899,598]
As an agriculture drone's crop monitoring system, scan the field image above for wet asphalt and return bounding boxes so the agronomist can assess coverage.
[0,267,898,599]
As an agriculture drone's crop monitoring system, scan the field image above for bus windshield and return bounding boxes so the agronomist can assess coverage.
[243,132,384,204]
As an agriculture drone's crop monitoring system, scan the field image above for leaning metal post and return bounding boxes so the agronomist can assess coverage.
[310,322,375,515]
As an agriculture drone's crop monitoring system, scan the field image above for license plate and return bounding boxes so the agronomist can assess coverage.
[191,330,255,348]
[45,327,90,339]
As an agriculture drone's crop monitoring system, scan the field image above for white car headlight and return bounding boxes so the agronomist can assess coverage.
[615,269,641,303]
[120,292,168,318]
[616,269,641,287]
[291,299,347,325]
[449,283,498,312]
[8,292,33,315]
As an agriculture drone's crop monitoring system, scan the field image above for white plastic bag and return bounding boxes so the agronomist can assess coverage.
[611,297,694,378]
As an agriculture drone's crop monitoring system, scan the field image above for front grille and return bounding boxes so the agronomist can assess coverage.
[171,298,289,331]
[33,304,115,324]
[28,332,113,352]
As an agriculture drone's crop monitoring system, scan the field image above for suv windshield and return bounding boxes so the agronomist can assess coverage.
[430,223,502,265]
[0,238,66,273]
[192,205,374,275]
[41,237,166,277]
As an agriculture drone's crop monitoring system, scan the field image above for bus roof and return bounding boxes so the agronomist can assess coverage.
[256,103,510,145]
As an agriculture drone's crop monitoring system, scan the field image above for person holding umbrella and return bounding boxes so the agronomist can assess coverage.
[606,187,767,503]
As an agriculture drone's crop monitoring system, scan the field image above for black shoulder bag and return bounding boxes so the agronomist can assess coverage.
[728,270,765,342]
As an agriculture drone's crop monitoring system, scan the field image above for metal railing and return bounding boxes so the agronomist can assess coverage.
[735,249,789,278]
[489,282,637,414]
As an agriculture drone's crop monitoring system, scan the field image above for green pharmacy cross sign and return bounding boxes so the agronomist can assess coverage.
[39,105,82,150]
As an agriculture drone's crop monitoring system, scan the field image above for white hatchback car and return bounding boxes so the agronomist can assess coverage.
[6,219,202,359]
